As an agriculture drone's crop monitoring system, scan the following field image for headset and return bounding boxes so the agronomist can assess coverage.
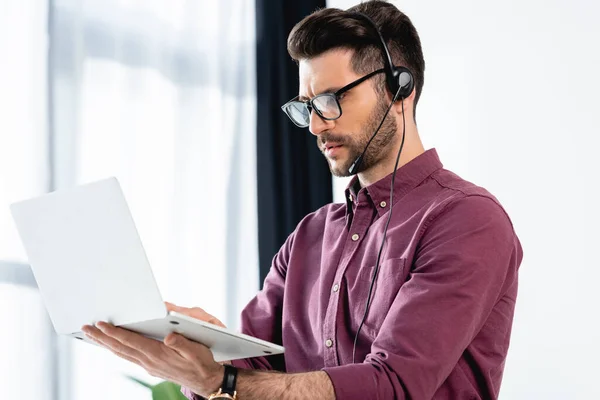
[347,12,414,175]
[346,12,414,363]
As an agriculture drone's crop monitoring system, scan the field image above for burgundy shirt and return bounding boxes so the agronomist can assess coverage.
[183,148,522,399]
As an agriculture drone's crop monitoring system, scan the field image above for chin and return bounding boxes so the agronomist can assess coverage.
[329,162,352,177]
[325,153,356,177]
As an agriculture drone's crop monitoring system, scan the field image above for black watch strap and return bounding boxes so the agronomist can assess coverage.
[221,365,238,395]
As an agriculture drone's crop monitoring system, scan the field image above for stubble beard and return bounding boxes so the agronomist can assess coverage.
[320,98,398,177]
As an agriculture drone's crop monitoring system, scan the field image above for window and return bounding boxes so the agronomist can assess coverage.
[1,0,257,398]
[0,1,53,398]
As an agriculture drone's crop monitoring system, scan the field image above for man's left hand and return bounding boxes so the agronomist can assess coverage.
[81,322,223,397]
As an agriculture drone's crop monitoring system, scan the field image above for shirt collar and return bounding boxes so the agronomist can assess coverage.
[344,148,443,219]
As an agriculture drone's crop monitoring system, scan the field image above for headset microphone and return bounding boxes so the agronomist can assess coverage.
[347,88,402,175]
[346,13,413,176]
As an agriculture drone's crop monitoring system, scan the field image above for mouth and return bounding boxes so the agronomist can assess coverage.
[323,143,344,157]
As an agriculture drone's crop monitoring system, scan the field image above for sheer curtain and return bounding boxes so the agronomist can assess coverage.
[51,0,258,397]
[0,1,54,399]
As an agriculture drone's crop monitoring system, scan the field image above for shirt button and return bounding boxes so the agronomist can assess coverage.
[351,233,360,241]
[332,283,339,292]
[348,194,353,202]
[325,339,333,348]
[380,201,387,208]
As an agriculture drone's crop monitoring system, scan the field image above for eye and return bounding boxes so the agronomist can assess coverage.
[338,90,352,101]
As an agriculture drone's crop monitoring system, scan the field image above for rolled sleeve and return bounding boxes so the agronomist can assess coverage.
[324,363,400,400]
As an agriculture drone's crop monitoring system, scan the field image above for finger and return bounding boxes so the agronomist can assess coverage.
[95,322,163,353]
[165,303,226,329]
[105,343,144,367]
[83,327,106,347]
[83,325,149,364]
[166,303,222,324]
[165,302,182,312]
[84,330,159,372]
[89,323,159,363]
[189,308,226,328]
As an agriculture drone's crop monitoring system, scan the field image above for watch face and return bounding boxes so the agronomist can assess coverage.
[208,395,235,400]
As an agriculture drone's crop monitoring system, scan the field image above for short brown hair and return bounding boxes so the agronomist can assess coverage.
[287,0,425,118]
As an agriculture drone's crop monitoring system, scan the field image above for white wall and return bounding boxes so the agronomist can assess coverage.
[329,0,600,398]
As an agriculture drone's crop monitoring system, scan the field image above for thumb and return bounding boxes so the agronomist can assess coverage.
[165,301,186,312]
[164,333,215,362]
[164,332,187,348]
[163,332,198,353]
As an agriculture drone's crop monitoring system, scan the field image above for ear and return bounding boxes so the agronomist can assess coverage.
[391,87,416,121]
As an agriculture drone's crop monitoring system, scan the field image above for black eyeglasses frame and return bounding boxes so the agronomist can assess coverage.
[280,68,387,127]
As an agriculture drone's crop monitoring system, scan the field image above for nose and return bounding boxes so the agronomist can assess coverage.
[308,109,335,137]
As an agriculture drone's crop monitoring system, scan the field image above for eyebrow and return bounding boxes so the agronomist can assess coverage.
[298,86,343,102]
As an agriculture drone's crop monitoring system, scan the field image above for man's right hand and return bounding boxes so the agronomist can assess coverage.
[165,302,227,329]
[165,302,232,365]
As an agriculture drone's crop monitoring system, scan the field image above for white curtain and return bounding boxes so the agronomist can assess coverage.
[53,0,258,398]
[0,1,54,399]
[1,0,258,398]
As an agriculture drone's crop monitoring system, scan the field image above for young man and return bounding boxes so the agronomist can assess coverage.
[83,1,523,399]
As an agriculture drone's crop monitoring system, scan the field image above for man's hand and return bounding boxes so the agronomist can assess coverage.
[165,301,232,365]
[165,302,227,328]
[81,301,337,400]
[81,303,227,397]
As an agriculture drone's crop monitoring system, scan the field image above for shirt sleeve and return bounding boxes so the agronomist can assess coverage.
[228,229,292,371]
[180,233,293,400]
[323,195,522,400]
[180,387,205,400]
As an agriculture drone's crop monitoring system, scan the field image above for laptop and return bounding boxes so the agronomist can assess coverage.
[9,177,284,362]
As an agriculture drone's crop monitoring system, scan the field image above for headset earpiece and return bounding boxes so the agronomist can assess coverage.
[351,12,415,101]
[391,66,414,100]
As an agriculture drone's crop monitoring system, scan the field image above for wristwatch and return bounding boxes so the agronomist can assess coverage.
[207,365,238,400]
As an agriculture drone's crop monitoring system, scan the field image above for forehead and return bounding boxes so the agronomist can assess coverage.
[298,49,360,100]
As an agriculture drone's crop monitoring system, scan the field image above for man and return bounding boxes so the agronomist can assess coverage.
[83,1,523,399]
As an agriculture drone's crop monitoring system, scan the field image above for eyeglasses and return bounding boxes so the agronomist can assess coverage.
[281,68,386,128]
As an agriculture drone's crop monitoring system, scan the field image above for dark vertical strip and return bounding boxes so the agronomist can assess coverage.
[255,0,331,288]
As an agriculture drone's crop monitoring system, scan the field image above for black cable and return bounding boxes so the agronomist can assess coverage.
[352,95,406,364]
[348,93,397,174]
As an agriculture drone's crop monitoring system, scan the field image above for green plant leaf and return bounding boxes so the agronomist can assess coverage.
[151,381,188,400]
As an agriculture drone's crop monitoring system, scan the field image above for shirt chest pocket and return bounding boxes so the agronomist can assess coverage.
[347,257,408,339]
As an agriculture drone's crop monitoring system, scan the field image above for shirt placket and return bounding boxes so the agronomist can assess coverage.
[322,196,372,367]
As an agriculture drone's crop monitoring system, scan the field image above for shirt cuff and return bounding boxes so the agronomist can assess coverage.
[323,363,380,400]
[230,358,254,369]
[180,386,205,400]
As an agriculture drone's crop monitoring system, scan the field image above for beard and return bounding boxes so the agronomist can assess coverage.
[318,97,398,177]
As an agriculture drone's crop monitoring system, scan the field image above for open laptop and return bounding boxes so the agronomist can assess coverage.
[9,177,284,362]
